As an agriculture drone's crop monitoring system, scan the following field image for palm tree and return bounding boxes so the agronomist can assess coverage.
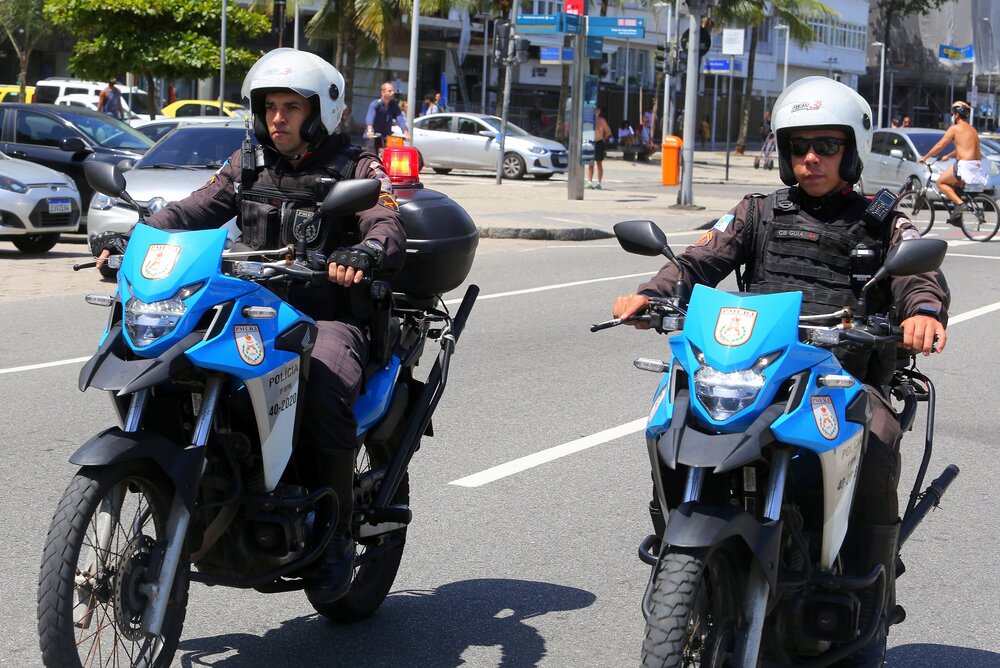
[712,0,831,154]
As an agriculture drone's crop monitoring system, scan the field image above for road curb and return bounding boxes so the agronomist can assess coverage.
[478,226,615,241]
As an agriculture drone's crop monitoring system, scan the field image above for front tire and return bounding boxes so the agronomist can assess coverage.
[961,194,1000,241]
[13,233,59,254]
[502,152,526,179]
[897,191,935,236]
[642,549,743,668]
[311,440,409,623]
[38,463,189,667]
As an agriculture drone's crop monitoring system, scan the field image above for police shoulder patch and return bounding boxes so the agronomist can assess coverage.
[712,213,735,232]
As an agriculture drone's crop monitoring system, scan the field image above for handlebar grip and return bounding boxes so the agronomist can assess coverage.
[73,261,97,271]
[590,319,622,332]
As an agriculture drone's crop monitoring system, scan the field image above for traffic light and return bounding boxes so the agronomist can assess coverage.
[674,45,688,76]
[494,20,511,64]
[515,36,529,64]
[655,43,668,73]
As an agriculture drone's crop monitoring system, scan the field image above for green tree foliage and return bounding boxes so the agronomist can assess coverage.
[0,0,53,100]
[45,0,269,116]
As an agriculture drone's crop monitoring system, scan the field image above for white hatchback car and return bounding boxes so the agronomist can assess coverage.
[0,150,80,253]
[412,112,569,179]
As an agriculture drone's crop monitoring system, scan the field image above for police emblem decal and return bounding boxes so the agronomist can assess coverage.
[811,396,839,440]
[140,244,181,280]
[235,324,265,366]
[714,307,758,346]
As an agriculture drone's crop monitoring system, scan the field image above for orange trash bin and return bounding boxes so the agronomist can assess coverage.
[661,136,682,186]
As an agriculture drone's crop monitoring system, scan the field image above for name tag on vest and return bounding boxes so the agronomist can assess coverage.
[775,228,820,242]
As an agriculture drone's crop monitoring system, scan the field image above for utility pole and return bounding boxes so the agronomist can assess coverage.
[674,0,712,209]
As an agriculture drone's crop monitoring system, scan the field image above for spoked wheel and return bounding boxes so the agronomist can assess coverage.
[310,440,409,623]
[897,191,935,236]
[642,549,744,668]
[961,194,1000,241]
[38,463,188,667]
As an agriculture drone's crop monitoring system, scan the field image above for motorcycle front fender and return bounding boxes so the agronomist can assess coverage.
[70,427,204,511]
[662,502,782,591]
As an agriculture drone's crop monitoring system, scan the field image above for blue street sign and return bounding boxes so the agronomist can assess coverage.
[704,58,743,74]
[563,12,582,34]
[540,47,576,64]
[587,36,603,59]
[517,14,561,34]
[588,16,645,39]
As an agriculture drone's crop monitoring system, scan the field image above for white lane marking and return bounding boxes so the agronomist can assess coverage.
[449,418,647,487]
[449,297,1000,487]
[444,272,654,305]
[947,252,1000,260]
[0,356,91,376]
[949,301,1000,324]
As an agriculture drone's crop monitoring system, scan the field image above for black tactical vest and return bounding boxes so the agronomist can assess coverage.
[744,187,897,385]
[238,141,369,255]
[236,139,377,322]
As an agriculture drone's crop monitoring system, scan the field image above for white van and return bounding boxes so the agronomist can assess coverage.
[33,78,163,118]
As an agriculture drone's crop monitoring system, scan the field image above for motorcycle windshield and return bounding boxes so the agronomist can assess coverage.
[118,225,256,357]
[663,285,831,432]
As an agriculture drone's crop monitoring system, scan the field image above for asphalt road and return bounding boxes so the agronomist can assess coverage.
[2,225,999,666]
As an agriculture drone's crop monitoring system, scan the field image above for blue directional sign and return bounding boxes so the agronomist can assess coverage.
[588,16,645,39]
[563,12,582,34]
[587,36,603,59]
[540,47,575,64]
[704,58,743,74]
[517,14,561,34]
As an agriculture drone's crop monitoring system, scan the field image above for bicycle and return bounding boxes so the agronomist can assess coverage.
[897,160,1000,241]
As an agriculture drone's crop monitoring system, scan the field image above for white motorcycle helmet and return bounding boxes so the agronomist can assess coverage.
[241,48,346,149]
[771,76,872,187]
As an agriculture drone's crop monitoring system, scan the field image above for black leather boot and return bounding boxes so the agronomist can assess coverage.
[306,448,357,606]
[841,522,900,667]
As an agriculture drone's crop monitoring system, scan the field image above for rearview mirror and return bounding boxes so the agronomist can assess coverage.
[84,160,127,198]
[614,220,670,257]
[889,149,904,160]
[320,179,380,217]
[883,238,948,277]
[479,130,498,138]
[60,136,89,153]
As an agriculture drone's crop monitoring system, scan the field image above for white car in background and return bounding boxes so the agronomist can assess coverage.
[0,150,80,254]
[411,112,569,179]
[87,119,244,276]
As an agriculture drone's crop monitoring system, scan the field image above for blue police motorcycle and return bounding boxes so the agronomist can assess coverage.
[37,162,479,667]
[594,221,958,667]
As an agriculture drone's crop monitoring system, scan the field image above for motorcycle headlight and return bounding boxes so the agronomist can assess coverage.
[693,349,782,421]
[91,193,117,211]
[124,282,201,347]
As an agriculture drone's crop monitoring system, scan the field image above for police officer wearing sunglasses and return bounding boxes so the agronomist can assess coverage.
[613,76,949,667]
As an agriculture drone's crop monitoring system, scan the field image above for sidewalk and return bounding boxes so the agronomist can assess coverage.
[418,149,786,241]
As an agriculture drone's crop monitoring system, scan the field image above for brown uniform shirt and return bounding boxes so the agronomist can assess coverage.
[637,190,949,323]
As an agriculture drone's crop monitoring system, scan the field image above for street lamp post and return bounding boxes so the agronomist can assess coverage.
[775,24,789,89]
[825,57,838,78]
[872,41,885,128]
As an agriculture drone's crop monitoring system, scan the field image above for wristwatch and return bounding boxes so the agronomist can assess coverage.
[916,306,940,320]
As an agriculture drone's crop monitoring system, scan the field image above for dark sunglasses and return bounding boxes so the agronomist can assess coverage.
[788,136,848,157]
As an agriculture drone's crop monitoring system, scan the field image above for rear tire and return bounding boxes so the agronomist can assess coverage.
[13,233,59,254]
[432,168,452,175]
[310,440,409,623]
[961,194,1000,242]
[897,191,935,236]
[764,159,774,170]
[533,172,554,180]
[753,157,760,169]
[38,463,188,668]
[642,549,743,668]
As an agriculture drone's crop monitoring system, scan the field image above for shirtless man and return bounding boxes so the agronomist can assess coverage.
[918,101,985,223]
[587,106,613,189]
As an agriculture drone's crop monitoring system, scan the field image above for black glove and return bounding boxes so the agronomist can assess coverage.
[328,240,385,274]
[90,231,129,257]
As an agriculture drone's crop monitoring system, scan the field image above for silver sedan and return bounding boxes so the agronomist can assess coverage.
[412,112,568,179]
[0,150,80,254]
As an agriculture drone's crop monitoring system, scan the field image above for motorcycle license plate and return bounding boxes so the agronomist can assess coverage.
[48,199,72,214]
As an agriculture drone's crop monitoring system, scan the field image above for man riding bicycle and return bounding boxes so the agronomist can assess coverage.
[917,101,986,224]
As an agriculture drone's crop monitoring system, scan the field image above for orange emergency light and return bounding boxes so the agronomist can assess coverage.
[382,146,422,187]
